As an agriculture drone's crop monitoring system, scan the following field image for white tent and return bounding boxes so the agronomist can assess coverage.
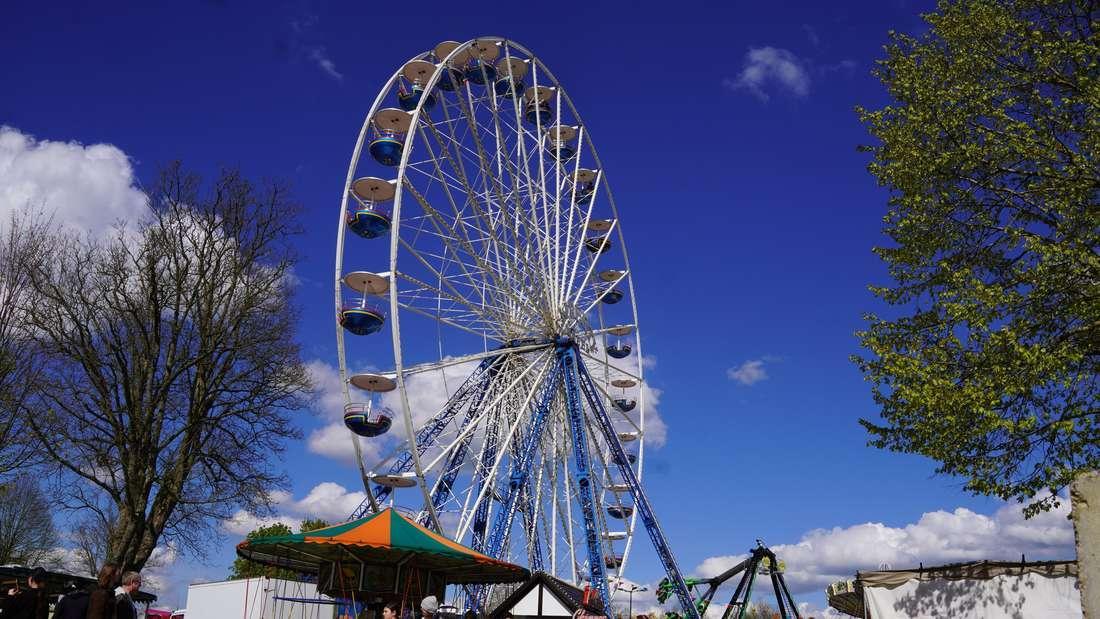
[829,560,1081,618]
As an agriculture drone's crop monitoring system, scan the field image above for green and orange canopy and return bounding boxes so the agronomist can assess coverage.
[236,508,528,584]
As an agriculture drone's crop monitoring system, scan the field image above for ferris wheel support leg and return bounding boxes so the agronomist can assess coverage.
[350,355,500,518]
[421,362,502,527]
[471,356,563,610]
[559,345,611,613]
[574,351,700,619]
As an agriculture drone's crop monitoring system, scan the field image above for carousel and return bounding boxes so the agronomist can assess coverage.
[236,508,528,617]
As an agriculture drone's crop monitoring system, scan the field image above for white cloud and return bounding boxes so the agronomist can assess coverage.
[727,359,769,386]
[290,482,368,523]
[0,126,148,236]
[723,47,810,102]
[694,499,1075,596]
[221,510,303,537]
[221,481,372,536]
[309,47,343,81]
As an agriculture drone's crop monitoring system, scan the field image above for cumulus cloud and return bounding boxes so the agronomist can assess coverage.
[0,126,148,236]
[723,47,811,102]
[221,481,370,535]
[694,500,1075,596]
[222,510,303,537]
[727,359,769,386]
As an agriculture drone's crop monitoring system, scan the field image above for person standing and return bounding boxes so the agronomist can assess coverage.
[419,596,438,619]
[87,564,119,619]
[53,581,91,619]
[113,572,141,619]
[0,567,48,619]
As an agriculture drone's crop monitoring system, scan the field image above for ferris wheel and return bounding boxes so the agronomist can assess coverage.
[334,38,697,617]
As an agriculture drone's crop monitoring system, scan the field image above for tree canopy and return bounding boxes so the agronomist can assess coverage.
[15,163,312,569]
[0,475,57,565]
[228,519,329,580]
[856,0,1099,514]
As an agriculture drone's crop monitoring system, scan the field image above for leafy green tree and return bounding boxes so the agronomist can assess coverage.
[228,519,331,579]
[300,518,330,533]
[856,0,1099,514]
[229,522,294,579]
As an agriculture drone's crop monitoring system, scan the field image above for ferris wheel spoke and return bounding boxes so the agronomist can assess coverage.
[402,139,547,328]
[422,350,553,477]
[563,168,607,305]
[400,179,495,306]
[400,186,545,329]
[457,354,555,543]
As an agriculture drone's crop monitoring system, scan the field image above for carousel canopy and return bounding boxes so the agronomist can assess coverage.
[236,507,528,584]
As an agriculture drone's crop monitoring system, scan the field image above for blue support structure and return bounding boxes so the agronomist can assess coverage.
[420,361,502,527]
[470,356,562,609]
[349,355,499,519]
[559,346,611,612]
[520,485,544,571]
[574,351,700,619]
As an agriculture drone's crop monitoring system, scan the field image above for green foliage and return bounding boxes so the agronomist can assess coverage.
[228,519,332,579]
[856,0,1099,515]
[229,522,294,580]
[300,518,330,533]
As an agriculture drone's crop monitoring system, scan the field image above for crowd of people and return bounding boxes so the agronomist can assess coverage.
[0,565,143,619]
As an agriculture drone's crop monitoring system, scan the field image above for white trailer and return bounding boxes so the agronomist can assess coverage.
[183,577,336,619]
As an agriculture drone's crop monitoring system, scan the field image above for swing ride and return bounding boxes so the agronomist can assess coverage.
[333,37,700,617]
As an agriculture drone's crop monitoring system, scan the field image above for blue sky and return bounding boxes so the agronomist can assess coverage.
[0,1,1075,615]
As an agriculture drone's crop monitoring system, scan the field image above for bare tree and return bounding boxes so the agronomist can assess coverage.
[0,474,58,565]
[20,163,312,571]
[0,212,53,479]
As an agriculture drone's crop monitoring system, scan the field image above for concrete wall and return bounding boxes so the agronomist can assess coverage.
[1073,471,1100,619]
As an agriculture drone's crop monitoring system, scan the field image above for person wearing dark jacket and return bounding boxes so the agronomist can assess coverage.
[53,581,91,619]
[86,564,120,619]
[0,567,49,619]
[114,572,141,619]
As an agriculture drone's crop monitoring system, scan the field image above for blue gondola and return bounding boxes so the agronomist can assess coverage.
[494,77,523,98]
[346,206,391,239]
[613,398,636,412]
[398,85,436,112]
[584,236,611,254]
[601,288,623,305]
[369,132,403,167]
[438,67,465,91]
[606,343,631,359]
[343,405,392,437]
[340,299,385,336]
[525,103,552,125]
[552,142,575,161]
[465,59,497,85]
[607,505,634,519]
[613,452,637,466]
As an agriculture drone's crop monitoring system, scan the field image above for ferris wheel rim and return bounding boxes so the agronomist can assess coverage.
[335,37,649,592]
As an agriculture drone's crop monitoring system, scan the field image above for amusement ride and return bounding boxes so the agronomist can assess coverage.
[332,37,792,619]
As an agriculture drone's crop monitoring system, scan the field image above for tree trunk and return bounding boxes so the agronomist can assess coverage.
[1073,471,1100,618]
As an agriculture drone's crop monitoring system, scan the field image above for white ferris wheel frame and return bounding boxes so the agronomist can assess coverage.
[333,36,649,598]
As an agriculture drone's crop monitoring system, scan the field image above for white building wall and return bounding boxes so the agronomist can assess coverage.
[184,577,335,619]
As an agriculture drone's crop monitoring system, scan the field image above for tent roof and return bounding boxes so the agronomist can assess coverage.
[856,559,1077,590]
[236,508,528,584]
[827,559,1078,618]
